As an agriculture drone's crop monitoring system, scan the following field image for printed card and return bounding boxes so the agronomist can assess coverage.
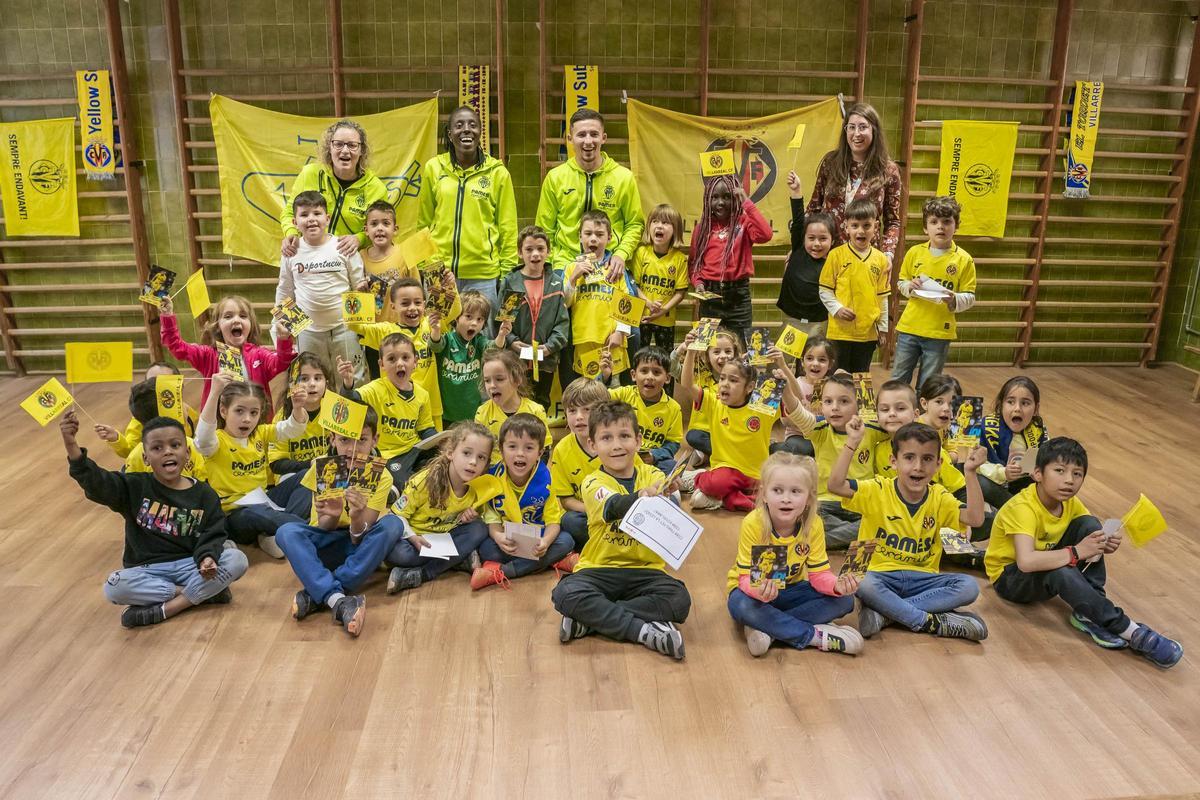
[852,372,877,422]
[421,263,458,317]
[505,521,544,560]
[364,274,390,315]
[1019,445,1039,476]
[271,297,312,336]
[688,289,721,301]
[496,292,521,322]
[139,264,176,307]
[939,527,977,555]
[750,545,789,589]
[346,456,388,495]
[949,395,985,450]
[749,372,784,415]
[216,341,245,379]
[838,540,877,579]
[746,327,774,366]
[688,317,721,351]
[313,455,348,502]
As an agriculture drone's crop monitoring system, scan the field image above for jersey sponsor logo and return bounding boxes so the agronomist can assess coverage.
[874,527,936,557]
[230,455,267,475]
[382,414,418,433]
[640,273,677,291]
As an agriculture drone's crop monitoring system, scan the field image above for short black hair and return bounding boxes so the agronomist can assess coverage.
[141,416,185,441]
[632,345,671,371]
[293,190,327,214]
[128,379,160,424]
[569,108,604,129]
[365,199,396,221]
[499,412,548,447]
[877,379,917,405]
[1036,437,1088,475]
[919,373,961,403]
[588,400,639,440]
[892,421,942,454]
[362,406,378,436]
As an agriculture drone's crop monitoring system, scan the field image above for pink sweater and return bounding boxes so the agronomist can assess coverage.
[160,314,295,409]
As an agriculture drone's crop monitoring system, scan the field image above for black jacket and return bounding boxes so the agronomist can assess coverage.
[499,268,571,367]
[776,196,829,323]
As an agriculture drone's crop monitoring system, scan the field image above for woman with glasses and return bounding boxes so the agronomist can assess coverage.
[806,103,902,266]
[279,120,390,260]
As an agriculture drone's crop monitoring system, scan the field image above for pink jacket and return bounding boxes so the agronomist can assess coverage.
[160,314,295,410]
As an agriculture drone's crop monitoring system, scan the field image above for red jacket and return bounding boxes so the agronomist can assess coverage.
[160,314,295,410]
[688,200,773,284]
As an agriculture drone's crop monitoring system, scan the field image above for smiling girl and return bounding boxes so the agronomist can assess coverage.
[473,349,553,465]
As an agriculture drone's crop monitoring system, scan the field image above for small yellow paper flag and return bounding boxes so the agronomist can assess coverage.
[184,270,211,317]
[341,292,376,325]
[318,392,367,440]
[776,325,809,360]
[699,148,736,177]
[155,374,186,424]
[1121,494,1168,547]
[399,229,440,269]
[64,341,133,383]
[21,377,74,426]
[531,339,540,383]
[787,123,807,149]
[611,291,647,327]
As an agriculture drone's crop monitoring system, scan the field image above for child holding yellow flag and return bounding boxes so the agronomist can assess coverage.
[95,362,196,458]
[985,437,1182,668]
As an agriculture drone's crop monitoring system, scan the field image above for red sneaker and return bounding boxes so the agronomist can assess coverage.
[470,561,511,591]
[553,552,580,577]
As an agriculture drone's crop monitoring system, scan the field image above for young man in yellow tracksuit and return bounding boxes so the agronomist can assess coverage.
[535,109,645,275]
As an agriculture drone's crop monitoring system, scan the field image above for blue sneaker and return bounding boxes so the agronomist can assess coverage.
[1129,624,1183,669]
[1069,613,1127,650]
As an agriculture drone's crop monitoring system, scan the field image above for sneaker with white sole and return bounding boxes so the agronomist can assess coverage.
[858,604,889,638]
[933,611,989,641]
[813,623,864,654]
[638,621,685,659]
[744,626,773,657]
[678,468,702,494]
[257,534,285,559]
[559,615,592,643]
[690,488,722,511]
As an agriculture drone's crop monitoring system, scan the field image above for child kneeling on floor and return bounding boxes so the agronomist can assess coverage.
[551,401,691,659]
[61,410,248,629]
[985,437,1182,668]
[726,452,863,657]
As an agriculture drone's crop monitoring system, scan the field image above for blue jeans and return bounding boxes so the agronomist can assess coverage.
[478,530,575,578]
[890,332,951,388]
[856,569,980,630]
[727,582,854,649]
[277,516,407,604]
[560,510,589,551]
[103,550,249,606]
[267,471,315,518]
[386,519,489,580]
[226,504,305,545]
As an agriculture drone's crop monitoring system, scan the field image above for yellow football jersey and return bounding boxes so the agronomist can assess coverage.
[610,385,683,454]
[630,245,689,328]
[474,397,553,464]
[820,243,890,342]
[268,412,328,474]
[871,439,967,495]
[844,478,963,574]
[352,320,445,423]
[985,484,1091,583]
[549,433,600,501]
[577,462,668,571]
[355,379,434,458]
[808,420,890,502]
[566,260,623,346]
[698,387,798,480]
[206,426,280,511]
[896,242,977,340]
[395,471,503,534]
[725,509,831,592]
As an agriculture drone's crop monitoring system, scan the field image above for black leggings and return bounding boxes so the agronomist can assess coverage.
[832,339,877,373]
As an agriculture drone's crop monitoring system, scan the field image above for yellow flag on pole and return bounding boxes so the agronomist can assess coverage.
[699,148,736,177]
[318,393,367,440]
[64,341,133,383]
[155,375,186,424]
[936,120,1018,237]
[0,118,79,237]
[787,123,807,149]
[341,292,376,325]
[21,377,74,426]
[1121,494,1168,547]
[627,98,843,246]
[184,270,211,317]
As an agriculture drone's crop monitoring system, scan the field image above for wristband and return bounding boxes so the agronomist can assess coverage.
[1066,546,1079,567]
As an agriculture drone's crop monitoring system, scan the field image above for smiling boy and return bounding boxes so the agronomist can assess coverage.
[608,346,683,475]
[62,410,248,629]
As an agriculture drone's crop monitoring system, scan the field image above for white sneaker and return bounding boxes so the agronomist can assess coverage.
[257,534,285,559]
[688,449,706,468]
[678,468,702,493]
[690,488,722,511]
[744,626,773,657]
[813,623,864,655]
[222,539,240,551]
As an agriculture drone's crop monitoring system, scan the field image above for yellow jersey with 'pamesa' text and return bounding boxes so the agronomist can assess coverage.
[843,478,963,574]
[577,462,668,572]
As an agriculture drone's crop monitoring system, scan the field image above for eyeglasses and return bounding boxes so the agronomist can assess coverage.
[331,141,362,152]
[845,123,872,134]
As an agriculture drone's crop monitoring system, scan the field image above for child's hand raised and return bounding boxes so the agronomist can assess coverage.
[210,371,234,393]
[427,308,442,332]
[496,319,512,341]
[198,556,218,581]
[60,410,80,443]
[289,386,310,421]
[786,170,803,199]
[845,415,866,448]
[335,355,356,388]
[963,445,987,471]
[94,423,119,443]
[159,296,174,316]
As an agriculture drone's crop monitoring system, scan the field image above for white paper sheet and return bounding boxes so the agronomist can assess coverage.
[518,346,544,362]
[416,533,459,560]
[234,487,284,511]
[504,521,544,559]
[618,495,703,570]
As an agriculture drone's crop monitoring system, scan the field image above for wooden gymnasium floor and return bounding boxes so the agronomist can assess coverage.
[1,365,1199,800]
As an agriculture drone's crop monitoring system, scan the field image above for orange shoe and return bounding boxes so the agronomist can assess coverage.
[470,561,511,591]
[552,552,580,576]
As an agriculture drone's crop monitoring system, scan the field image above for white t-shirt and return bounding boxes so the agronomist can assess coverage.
[276,237,365,332]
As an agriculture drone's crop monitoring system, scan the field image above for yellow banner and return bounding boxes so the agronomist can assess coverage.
[64,341,133,383]
[155,374,186,424]
[457,65,490,153]
[563,65,599,160]
[0,118,79,237]
[21,377,74,426]
[76,69,116,180]
[627,98,843,246]
[210,95,438,266]
[1064,80,1103,199]
[318,392,367,440]
[936,120,1018,238]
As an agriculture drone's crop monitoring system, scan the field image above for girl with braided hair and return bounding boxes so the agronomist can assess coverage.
[687,173,772,344]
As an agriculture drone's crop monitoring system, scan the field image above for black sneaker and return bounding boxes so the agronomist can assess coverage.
[387,566,424,594]
[1129,624,1183,669]
[559,615,592,643]
[638,621,685,660]
[1069,612,1127,650]
[202,588,233,605]
[292,589,318,620]
[332,594,366,637]
[933,611,988,641]
[121,604,165,629]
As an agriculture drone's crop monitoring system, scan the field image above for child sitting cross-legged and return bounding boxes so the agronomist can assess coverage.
[61,410,248,628]
[551,401,691,659]
[985,437,1182,668]
[828,419,990,642]
[471,413,578,590]
[726,452,863,657]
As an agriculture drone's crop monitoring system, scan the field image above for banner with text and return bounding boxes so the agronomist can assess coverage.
[936,120,1018,238]
[0,117,79,237]
[458,65,490,153]
[76,70,116,180]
